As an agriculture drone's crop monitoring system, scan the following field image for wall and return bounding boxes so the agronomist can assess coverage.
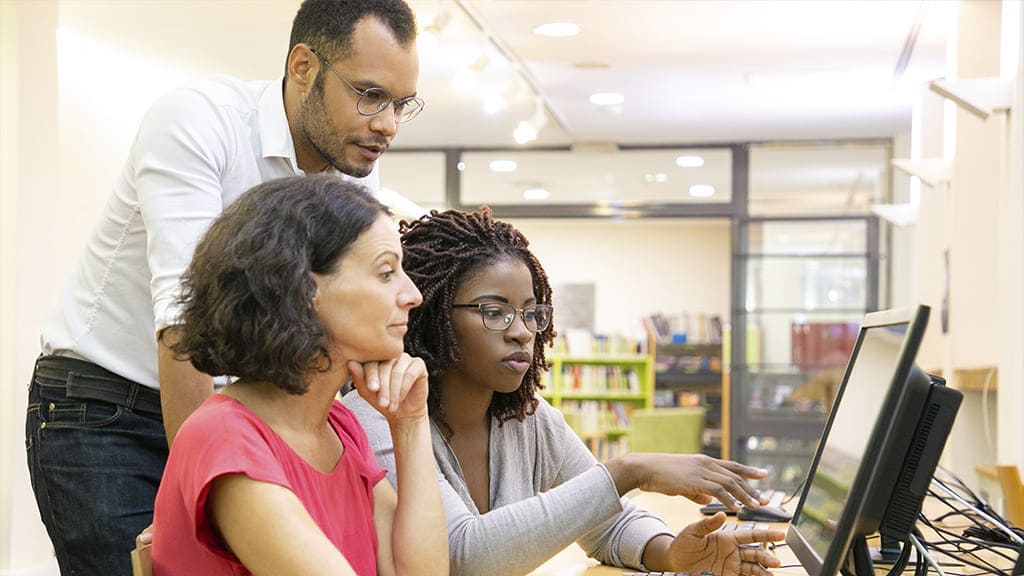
[913,0,1024,485]
[509,219,731,340]
[2,2,62,574]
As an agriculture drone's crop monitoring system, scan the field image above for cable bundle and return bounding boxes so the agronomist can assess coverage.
[906,466,1024,575]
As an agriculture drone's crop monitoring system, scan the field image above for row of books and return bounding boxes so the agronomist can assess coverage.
[557,364,642,394]
[654,353,722,374]
[560,400,635,435]
[549,329,647,357]
[582,436,630,461]
[642,311,724,344]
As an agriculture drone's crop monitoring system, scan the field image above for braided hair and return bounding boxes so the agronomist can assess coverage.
[399,207,555,437]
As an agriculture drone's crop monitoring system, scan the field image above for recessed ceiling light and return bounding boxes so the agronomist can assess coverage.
[675,155,705,168]
[489,160,518,172]
[456,161,466,172]
[589,92,624,106]
[513,121,538,145]
[523,188,550,200]
[689,184,715,198]
[482,95,507,115]
[532,22,580,37]
[644,173,669,183]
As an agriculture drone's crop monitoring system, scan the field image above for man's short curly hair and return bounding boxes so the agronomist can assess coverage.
[173,174,390,394]
[288,0,417,67]
[399,207,555,437]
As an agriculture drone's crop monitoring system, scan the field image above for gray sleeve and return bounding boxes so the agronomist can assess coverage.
[543,407,674,570]
[343,392,672,573]
[445,464,622,575]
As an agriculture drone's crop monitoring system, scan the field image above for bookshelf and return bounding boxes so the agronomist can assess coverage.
[541,343,654,461]
[653,341,728,459]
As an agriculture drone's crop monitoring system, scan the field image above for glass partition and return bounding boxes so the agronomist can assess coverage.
[460,147,732,206]
[378,151,447,212]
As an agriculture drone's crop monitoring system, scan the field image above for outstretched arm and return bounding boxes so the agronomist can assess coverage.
[604,452,768,511]
[641,512,785,575]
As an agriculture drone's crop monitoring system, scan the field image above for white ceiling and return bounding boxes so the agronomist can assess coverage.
[398,0,953,147]
[54,0,955,208]
[56,0,953,148]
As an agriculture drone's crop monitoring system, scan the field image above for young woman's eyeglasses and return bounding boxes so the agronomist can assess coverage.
[452,303,553,333]
[309,47,425,123]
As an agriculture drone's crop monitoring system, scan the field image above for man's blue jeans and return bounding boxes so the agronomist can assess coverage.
[26,356,169,576]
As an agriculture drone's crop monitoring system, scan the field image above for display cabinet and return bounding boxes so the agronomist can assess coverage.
[730,216,879,491]
[653,342,727,459]
[541,348,654,461]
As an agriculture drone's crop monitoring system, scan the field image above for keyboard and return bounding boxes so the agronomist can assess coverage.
[718,520,771,548]
[698,488,786,515]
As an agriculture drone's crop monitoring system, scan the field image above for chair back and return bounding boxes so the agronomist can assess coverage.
[629,407,705,454]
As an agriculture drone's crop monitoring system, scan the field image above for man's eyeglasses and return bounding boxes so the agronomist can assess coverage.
[309,47,425,123]
[452,303,553,333]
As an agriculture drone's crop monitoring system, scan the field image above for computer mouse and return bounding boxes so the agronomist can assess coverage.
[736,504,792,522]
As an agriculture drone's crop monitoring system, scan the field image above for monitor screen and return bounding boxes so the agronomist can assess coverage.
[790,309,915,562]
[787,305,962,576]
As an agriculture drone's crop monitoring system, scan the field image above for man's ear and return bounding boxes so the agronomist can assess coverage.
[286,43,319,95]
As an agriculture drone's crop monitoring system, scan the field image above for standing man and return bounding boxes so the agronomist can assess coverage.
[25,1,423,574]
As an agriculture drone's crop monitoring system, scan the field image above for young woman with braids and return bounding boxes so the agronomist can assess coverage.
[343,207,785,576]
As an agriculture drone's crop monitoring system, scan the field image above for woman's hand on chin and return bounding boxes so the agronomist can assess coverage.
[348,355,429,423]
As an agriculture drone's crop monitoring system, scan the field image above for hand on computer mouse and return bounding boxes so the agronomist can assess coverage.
[606,453,769,510]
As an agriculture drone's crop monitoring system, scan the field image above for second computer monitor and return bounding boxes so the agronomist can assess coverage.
[786,304,962,576]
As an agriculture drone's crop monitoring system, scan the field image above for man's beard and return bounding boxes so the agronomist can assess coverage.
[298,86,373,178]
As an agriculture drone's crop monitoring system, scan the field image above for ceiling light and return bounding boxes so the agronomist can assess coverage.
[532,22,580,37]
[675,155,705,168]
[689,185,715,198]
[512,100,548,144]
[644,173,668,183]
[589,92,624,106]
[523,188,550,200]
[482,95,507,115]
[456,161,466,172]
[489,160,518,173]
[513,121,538,144]
[451,69,478,93]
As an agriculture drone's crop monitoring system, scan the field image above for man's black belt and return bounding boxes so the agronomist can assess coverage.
[35,355,163,416]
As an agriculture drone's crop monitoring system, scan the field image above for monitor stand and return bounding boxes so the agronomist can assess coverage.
[840,537,875,576]
[871,534,914,564]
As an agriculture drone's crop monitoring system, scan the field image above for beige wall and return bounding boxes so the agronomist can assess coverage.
[511,219,732,339]
[911,0,1024,485]
[2,2,63,574]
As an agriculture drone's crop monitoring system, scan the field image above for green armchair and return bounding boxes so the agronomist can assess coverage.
[629,407,705,454]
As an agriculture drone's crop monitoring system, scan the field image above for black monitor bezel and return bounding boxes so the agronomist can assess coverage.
[785,305,931,576]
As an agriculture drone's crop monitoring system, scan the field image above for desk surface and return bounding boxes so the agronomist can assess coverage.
[528,491,804,576]
[529,492,1019,576]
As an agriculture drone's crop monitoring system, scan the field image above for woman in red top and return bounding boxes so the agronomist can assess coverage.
[151,175,446,575]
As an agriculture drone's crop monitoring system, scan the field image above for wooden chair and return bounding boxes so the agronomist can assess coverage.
[976,464,1024,527]
[130,543,152,576]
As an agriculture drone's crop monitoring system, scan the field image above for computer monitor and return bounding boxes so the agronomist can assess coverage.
[786,305,963,576]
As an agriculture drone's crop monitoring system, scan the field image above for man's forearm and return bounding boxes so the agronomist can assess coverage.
[157,326,214,446]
